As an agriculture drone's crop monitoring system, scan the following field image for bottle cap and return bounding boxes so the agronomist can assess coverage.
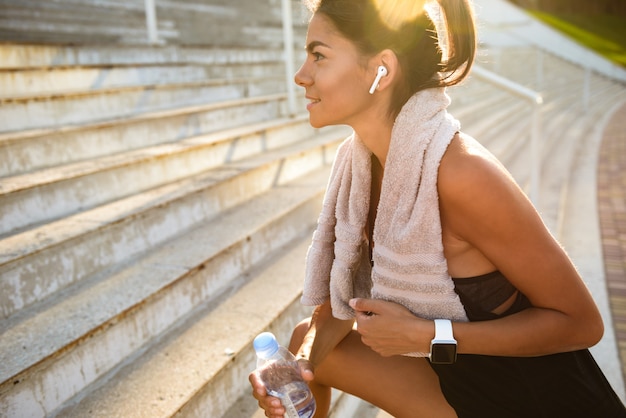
[253,332,279,359]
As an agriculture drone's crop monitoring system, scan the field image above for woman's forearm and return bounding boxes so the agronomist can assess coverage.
[297,301,355,368]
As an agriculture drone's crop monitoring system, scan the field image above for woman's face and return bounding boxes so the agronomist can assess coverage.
[294,13,375,128]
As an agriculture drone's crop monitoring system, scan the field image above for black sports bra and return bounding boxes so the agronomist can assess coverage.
[452,271,531,321]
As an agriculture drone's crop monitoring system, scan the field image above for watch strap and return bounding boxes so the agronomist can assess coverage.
[434,319,454,341]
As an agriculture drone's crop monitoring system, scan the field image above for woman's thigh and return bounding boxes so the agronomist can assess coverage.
[313,330,456,418]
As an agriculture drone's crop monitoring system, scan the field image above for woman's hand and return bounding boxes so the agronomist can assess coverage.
[248,358,315,418]
[350,298,432,356]
[249,370,286,417]
[295,357,316,383]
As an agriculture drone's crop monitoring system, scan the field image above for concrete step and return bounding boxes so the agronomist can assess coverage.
[0,75,288,133]
[0,43,286,69]
[0,164,333,418]
[0,93,298,178]
[0,61,285,97]
[0,124,347,320]
[0,113,321,236]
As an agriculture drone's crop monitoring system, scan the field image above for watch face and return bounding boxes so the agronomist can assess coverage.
[431,343,457,364]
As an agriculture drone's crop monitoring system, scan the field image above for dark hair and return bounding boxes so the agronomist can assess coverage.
[304,0,476,117]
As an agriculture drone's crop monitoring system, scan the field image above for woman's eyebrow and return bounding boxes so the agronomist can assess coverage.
[306,40,331,52]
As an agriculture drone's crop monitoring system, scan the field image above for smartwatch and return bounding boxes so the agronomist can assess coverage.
[429,319,457,364]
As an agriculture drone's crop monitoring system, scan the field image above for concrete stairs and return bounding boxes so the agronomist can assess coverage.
[1,2,626,417]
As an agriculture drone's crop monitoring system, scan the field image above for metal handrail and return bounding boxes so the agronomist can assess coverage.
[471,65,543,207]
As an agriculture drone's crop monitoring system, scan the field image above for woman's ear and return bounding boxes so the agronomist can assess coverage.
[369,49,399,93]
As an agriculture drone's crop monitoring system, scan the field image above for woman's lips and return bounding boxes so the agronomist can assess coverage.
[306,97,320,111]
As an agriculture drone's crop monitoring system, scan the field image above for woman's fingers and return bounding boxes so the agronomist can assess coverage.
[249,370,287,417]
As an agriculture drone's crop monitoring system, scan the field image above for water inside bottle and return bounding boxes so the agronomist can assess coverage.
[260,363,316,418]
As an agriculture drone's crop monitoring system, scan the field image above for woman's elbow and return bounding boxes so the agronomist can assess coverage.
[588,315,605,347]
[579,310,604,348]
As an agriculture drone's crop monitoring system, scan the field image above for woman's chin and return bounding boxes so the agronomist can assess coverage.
[308,116,337,129]
[308,118,325,129]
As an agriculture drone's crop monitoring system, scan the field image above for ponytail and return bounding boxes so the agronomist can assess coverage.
[437,0,477,87]
[306,0,477,116]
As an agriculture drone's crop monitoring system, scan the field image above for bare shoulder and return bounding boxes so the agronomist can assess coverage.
[437,131,548,258]
[438,132,520,205]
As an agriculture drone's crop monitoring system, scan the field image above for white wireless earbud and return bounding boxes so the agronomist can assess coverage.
[369,65,388,94]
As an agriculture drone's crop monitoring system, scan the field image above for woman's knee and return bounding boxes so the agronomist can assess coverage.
[288,317,311,353]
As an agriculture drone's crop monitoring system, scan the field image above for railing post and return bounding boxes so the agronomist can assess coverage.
[530,104,541,207]
[144,0,159,45]
[536,49,543,91]
[583,65,591,111]
[281,0,297,116]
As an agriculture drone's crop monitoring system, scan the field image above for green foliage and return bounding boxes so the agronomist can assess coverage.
[527,10,626,67]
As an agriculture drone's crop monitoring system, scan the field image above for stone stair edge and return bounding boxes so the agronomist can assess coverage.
[0,78,289,133]
[0,74,285,104]
[0,50,292,74]
[0,59,285,74]
[0,93,289,144]
[0,43,290,69]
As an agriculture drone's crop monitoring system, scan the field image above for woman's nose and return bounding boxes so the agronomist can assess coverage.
[294,63,311,87]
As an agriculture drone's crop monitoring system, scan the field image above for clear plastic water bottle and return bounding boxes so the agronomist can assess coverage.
[253,332,316,418]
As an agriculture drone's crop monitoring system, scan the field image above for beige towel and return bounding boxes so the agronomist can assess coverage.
[301,88,469,330]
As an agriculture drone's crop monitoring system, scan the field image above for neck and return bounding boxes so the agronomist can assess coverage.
[353,116,394,169]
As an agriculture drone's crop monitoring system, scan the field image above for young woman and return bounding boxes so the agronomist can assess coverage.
[250,0,626,417]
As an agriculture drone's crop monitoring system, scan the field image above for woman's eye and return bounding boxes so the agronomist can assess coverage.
[312,52,324,61]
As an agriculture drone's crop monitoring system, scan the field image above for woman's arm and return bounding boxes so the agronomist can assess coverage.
[437,133,604,356]
[295,300,355,367]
